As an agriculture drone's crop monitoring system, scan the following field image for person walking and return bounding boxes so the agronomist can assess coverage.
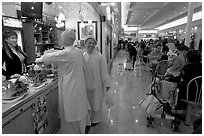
[36,29,95,134]
[83,37,111,127]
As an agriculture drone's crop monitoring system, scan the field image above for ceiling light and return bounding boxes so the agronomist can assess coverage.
[111,2,115,6]
[155,11,202,31]
[183,6,186,9]
[138,30,158,34]
[100,2,109,6]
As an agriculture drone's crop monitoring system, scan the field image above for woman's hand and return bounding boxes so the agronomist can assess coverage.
[10,74,21,79]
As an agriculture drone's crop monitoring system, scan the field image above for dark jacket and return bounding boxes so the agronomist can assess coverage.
[129,45,137,61]
[2,43,26,79]
[172,63,202,101]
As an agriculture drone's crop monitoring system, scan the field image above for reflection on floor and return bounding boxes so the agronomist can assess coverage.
[89,50,194,134]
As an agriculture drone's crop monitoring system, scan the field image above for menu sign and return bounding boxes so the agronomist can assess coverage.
[3,16,23,28]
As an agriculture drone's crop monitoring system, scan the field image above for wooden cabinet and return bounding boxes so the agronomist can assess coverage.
[22,21,36,64]
[2,106,35,134]
[33,22,54,56]
[22,21,56,63]
[2,80,60,134]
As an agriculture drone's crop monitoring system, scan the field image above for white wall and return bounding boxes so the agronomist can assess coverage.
[2,3,20,17]
[45,2,101,47]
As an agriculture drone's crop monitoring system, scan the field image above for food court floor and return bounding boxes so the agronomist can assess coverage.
[88,50,194,134]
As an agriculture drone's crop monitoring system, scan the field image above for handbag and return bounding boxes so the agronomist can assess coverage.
[105,91,114,108]
[139,94,159,115]
[146,96,160,115]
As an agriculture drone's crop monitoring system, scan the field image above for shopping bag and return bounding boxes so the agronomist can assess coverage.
[146,96,160,115]
[105,91,114,108]
[134,60,141,76]
[139,94,154,112]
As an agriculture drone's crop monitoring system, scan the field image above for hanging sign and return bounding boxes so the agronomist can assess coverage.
[106,6,111,21]
[2,16,23,28]
[112,12,114,24]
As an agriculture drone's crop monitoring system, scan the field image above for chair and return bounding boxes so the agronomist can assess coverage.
[181,76,202,125]
[153,60,169,80]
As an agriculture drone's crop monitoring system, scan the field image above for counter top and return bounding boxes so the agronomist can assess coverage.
[2,78,58,118]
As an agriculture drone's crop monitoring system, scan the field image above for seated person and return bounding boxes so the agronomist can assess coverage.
[157,45,169,61]
[148,44,163,71]
[166,50,202,111]
[166,45,189,77]
[148,44,163,61]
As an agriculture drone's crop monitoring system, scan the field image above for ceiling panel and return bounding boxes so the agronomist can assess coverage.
[125,2,202,30]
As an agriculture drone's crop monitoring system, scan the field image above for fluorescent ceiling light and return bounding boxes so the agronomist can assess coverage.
[138,30,158,33]
[100,3,109,6]
[121,2,131,29]
[155,11,202,31]
[124,27,138,31]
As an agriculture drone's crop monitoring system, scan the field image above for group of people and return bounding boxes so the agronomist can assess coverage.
[2,29,202,133]
[37,30,111,134]
[140,38,202,126]
[2,29,111,134]
[118,37,202,127]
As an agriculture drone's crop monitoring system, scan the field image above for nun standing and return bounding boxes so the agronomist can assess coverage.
[36,29,95,134]
[83,37,111,126]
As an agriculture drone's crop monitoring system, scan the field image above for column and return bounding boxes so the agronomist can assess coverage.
[185,2,194,47]
[194,25,201,50]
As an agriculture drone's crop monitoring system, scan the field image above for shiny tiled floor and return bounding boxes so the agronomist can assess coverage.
[89,50,194,134]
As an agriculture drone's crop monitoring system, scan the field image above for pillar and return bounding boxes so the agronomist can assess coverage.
[185,2,194,47]
[194,25,201,50]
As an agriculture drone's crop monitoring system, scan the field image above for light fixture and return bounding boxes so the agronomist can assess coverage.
[88,20,92,24]
[138,30,158,34]
[100,2,109,6]
[58,13,65,21]
[81,22,85,27]
[155,11,202,31]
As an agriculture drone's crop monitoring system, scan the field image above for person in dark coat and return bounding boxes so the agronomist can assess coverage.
[128,44,137,68]
[2,29,27,79]
[168,50,202,110]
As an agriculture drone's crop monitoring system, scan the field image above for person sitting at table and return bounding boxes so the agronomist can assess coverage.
[165,45,189,77]
[2,29,27,80]
[148,44,163,72]
[166,50,202,112]
[157,45,169,61]
[148,44,163,61]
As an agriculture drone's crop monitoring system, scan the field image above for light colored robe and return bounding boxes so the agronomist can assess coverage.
[40,46,95,133]
[83,51,110,123]
[167,54,186,76]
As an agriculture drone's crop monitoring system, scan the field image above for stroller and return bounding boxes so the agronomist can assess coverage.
[139,77,181,131]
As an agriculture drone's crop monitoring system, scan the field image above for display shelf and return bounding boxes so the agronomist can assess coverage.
[33,22,55,55]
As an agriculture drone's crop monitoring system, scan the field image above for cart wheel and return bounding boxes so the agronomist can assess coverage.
[147,120,152,127]
[175,121,180,132]
[161,114,165,118]
[171,121,180,132]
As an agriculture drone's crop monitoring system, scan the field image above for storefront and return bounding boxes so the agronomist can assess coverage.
[2,2,119,134]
